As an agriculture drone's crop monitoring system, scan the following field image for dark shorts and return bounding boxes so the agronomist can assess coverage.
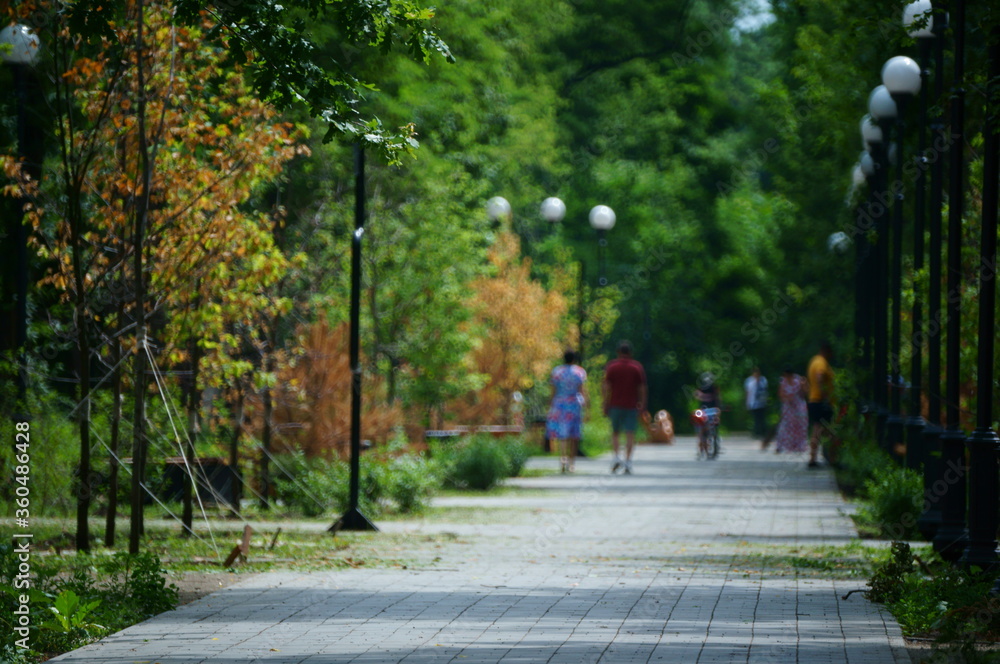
[808,401,834,426]
[608,407,639,433]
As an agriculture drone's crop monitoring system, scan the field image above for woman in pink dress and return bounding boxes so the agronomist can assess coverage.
[775,366,809,453]
[546,349,588,473]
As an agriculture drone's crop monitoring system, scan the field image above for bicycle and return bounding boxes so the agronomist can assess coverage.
[691,407,721,459]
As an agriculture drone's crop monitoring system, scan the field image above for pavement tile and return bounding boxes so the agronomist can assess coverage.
[47,435,909,664]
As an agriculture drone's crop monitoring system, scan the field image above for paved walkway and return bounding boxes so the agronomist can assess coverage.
[51,435,910,664]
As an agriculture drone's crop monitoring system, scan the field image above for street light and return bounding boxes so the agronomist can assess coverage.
[333,145,377,532]
[882,59,921,462]
[899,0,945,541]
[866,89,895,450]
[540,196,566,224]
[588,205,615,287]
[1,24,41,404]
[960,27,1000,571]
[934,0,968,562]
[486,195,512,225]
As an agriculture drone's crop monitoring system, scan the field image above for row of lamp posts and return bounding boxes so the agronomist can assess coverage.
[853,0,1000,568]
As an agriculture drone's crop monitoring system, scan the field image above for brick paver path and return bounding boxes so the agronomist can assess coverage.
[50,435,910,663]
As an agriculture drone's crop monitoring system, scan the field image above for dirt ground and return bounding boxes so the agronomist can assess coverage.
[169,570,255,606]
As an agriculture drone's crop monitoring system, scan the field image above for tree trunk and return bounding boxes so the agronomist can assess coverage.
[70,191,92,553]
[181,341,201,535]
[260,384,272,510]
[229,385,244,515]
[104,292,124,547]
[129,0,152,554]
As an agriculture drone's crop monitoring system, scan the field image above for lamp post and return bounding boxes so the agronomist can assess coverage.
[1,24,41,404]
[933,0,968,562]
[333,144,377,532]
[959,25,1000,571]
[867,87,897,451]
[900,5,935,476]
[588,205,616,287]
[881,57,921,467]
[903,0,948,541]
[487,195,512,226]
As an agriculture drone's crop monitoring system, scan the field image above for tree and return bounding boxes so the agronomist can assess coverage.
[455,231,565,424]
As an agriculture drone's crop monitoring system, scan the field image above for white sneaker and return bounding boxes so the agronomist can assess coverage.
[624,460,633,475]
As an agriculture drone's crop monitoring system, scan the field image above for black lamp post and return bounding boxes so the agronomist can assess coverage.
[0,24,41,405]
[904,0,947,541]
[882,56,922,465]
[959,26,1000,571]
[868,86,898,452]
[933,0,968,562]
[333,144,377,532]
[902,13,934,473]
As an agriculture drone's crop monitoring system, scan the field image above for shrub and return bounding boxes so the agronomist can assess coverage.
[443,435,510,490]
[865,544,1000,641]
[271,452,349,517]
[856,465,924,540]
[834,437,894,497]
[272,449,440,516]
[383,454,436,513]
[503,437,534,477]
[0,546,177,658]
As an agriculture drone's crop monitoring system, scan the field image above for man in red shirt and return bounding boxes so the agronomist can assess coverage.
[602,341,647,474]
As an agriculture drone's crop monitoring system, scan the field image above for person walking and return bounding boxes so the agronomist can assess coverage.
[806,341,835,468]
[546,349,588,473]
[774,366,808,454]
[602,341,647,474]
[744,366,769,441]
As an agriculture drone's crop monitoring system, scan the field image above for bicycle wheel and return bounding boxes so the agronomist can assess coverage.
[708,427,720,459]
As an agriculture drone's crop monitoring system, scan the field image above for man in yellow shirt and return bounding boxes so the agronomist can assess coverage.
[806,341,835,468]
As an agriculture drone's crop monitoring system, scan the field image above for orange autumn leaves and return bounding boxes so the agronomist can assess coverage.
[29,2,309,386]
[452,231,567,425]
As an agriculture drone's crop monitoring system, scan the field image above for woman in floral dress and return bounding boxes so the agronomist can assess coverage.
[546,349,588,473]
[775,366,809,453]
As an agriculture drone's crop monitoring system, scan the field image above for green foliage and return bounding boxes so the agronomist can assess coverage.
[855,466,923,540]
[0,546,177,658]
[0,387,78,518]
[439,436,510,491]
[271,452,350,517]
[433,434,533,491]
[503,438,534,478]
[272,450,439,516]
[834,436,894,497]
[866,541,916,604]
[41,590,105,637]
[865,544,1000,645]
[385,455,438,513]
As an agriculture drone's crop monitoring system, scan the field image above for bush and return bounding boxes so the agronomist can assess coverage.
[273,449,438,516]
[865,543,1000,642]
[855,465,924,540]
[0,546,177,659]
[834,437,894,497]
[441,435,510,491]
[384,455,437,513]
[271,452,349,517]
[502,437,534,477]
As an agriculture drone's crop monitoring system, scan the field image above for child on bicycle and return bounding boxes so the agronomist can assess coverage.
[693,372,721,457]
